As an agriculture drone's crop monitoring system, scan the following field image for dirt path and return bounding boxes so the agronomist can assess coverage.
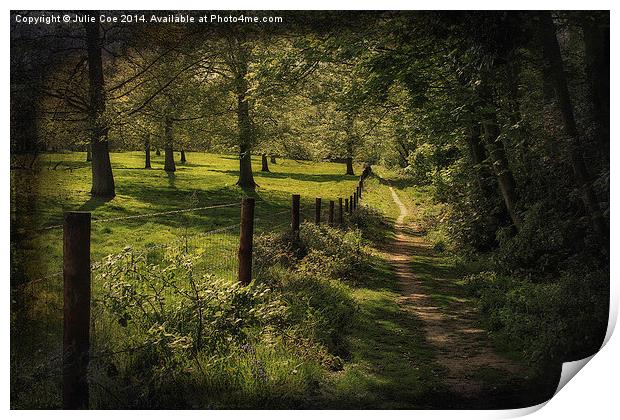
[388,187,524,403]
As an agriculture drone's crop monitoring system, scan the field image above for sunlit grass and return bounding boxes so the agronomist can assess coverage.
[14,152,363,281]
[11,154,459,408]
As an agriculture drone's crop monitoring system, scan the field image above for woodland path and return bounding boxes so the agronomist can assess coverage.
[387,186,528,405]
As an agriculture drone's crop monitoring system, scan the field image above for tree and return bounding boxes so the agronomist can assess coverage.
[144,133,151,169]
[231,38,257,189]
[538,11,607,240]
[85,16,115,198]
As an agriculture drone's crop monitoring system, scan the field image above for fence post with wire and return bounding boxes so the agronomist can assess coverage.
[315,198,321,225]
[15,185,367,407]
[238,198,255,286]
[292,194,300,233]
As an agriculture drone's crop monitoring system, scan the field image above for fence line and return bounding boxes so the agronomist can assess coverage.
[17,200,291,235]
[14,176,369,408]
[14,201,241,235]
[91,202,239,223]
[15,179,368,289]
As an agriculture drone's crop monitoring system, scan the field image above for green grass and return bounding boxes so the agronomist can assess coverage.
[318,259,446,409]
[307,174,448,408]
[13,152,448,408]
[11,153,533,408]
[12,152,364,280]
[11,151,367,408]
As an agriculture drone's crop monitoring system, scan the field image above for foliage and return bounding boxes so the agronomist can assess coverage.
[86,208,373,407]
[254,222,366,349]
[10,9,610,408]
[95,247,286,373]
[465,267,608,365]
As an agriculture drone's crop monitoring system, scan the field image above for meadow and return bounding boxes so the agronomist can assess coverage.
[13,152,452,408]
[13,152,364,280]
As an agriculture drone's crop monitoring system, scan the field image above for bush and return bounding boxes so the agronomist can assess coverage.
[253,229,304,277]
[346,206,391,242]
[298,223,366,283]
[491,202,579,276]
[465,267,608,365]
[266,268,356,360]
[253,222,364,354]
[92,246,287,401]
[89,220,370,407]
[254,222,368,285]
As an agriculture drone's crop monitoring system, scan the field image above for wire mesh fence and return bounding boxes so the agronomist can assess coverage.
[11,182,366,408]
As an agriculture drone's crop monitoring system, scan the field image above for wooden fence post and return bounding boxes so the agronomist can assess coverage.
[238,197,255,286]
[353,192,357,210]
[329,200,335,226]
[358,184,362,199]
[338,198,344,225]
[292,194,300,232]
[350,195,354,212]
[63,211,91,410]
[315,197,321,225]
[345,198,349,214]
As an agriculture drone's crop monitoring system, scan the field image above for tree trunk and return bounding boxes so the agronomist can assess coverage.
[482,113,522,229]
[163,117,176,173]
[261,154,270,172]
[155,148,161,156]
[270,155,276,164]
[144,136,151,169]
[86,144,91,162]
[395,140,410,168]
[85,16,115,198]
[344,114,356,175]
[539,11,607,239]
[465,119,509,248]
[235,51,256,190]
[180,148,186,163]
[345,156,354,175]
[582,12,610,153]
[466,123,487,192]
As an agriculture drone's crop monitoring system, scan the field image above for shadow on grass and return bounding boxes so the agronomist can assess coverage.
[166,171,176,189]
[404,238,561,408]
[210,169,356,184]
[374,172,415,190]
[313,256,451,409]
[78,196,114,212]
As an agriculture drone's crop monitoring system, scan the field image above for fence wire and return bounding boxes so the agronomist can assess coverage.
[11,194,359,408]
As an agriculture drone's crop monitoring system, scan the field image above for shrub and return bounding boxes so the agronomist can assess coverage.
[491,202,578,276]
[465,267,608,365]
[253,229,306,269]
[254,222,368,285]
[267,268,356,360]
[88,219,368,408]
[299,223,366,283]
[94,247,287,376]
[346,206,391,241]
[253,223,362,355]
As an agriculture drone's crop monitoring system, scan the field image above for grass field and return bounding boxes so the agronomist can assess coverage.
[11,152,531,408]
[12,151,365,282]
[13,152,445,408]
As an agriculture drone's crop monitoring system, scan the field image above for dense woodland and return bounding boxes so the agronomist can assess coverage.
[10,10,609,408]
